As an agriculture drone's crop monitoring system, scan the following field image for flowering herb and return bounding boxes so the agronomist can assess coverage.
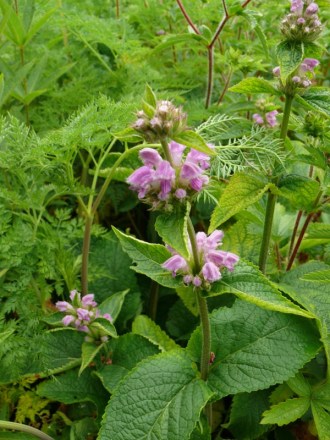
[281,0,322,41]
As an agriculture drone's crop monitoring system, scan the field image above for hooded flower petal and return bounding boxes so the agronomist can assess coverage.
[162,254,188,276]
[139,148,163,167]
[202,262,221,282]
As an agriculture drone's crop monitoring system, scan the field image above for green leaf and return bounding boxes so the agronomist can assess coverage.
[229,77,278,95]
[188,300,321,398]
[261,397,310,426]
[225,390,272,440]
[276,41,304,82]
[296,87,330,118]
[98,290,129,323]
[301,269,330,282]
[279,174,321,211]
[37,369,108,420]
[132,315,179,351]
[173,131,215,156]
[113,127,143,142]
[98,351,214,440]
[0,0,25,45]
[287,373,311,397]
[24,7,57,46]
[91,317,117,338]
[209,173,271,231]
[208,260,313,318]
[144,84,157,108]
[155,204,190,259]
[112,226,182,289]
[95,334,159,394]
[79,342,105,375]
[311,401,330,440]
[176,285,199,316]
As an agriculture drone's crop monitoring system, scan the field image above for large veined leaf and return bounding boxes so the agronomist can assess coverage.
[208,259,313,318]
[187,300,321,398]
[209,173,272,232]
[37,368,109,419]
[112,226,182,289]
[98,350,214,440]
[296,87,330,118]
[261,397,310,426]
[278,175,321,211]
[95,333,159,394]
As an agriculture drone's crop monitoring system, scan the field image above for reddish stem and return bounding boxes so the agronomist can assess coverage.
[175,0,200,34]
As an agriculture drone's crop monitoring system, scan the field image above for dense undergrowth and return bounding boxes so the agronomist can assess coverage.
[0,0,329,439]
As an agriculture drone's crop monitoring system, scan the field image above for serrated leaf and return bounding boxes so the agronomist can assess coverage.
[279,174,321,211]
[98,290,129,323]
[95,334,159,394]
[296,87,330,118]
[187,300,321,398]
[276,41,304,82]
[226,390,271,440]
[301,269,330,282]
[261,397,310,426]
[208,260,313,318]
[229,77,278,95]
[132,315,179,351]
[112,226,182,289]
[209,173,271,231]
[37,369,108,419]
[98,350,214,440]
[173,131,215,156]
[113,127,143,142]
[79,342,105,375]
[155,204,190,259]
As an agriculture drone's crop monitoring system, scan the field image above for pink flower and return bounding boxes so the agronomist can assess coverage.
[185,149,211,170]
[62,315,75,326]
[77,308,91,321]
[56,301,73,312]
[305,2,318,15]
[300,58,319,72]
[140,148,162,167]
[81,294,97,307]
[202,262,221,282]
[265,110,279,127]
[168,141,185,166]
[162,254,188,276]
[253,113,264,125]
[273,66,281,76]
[103,313,113,322]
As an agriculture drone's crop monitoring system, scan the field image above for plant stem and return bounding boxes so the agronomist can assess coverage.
[175,0,200,35]
[160,138,175,167]
[0,421,54,440]
[205,47,214,109]
[81,214,93,295]
[258,94,294,273]
[116,0,120,18]
[286,191,323,271]
[149,281,159,321]
[288,210,303,258]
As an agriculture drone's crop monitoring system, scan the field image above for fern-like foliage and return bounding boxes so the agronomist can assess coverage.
[197,115,287,178]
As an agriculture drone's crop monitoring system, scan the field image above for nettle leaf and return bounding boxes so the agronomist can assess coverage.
[91,317,117,338]
[132,315,179,351]
[98,350,214,440]
[296,87,330,118]
[276,41,304,82]
[155,204,190,259]
[187,300,321,398]
[154,33,208,53]
[261,397,310,426]
[173,131,215,156]
[287,373,311,397]
[37,368,108,420]
[279,175,321,211]
[229,77,278,95]
[208,259,313,318]
[225,390,272,440]
[280,261,330,360]
[176,285,199,316]
[98,290,129,323]
[144,84,157,108]
[96,334,159,394]
[209,173,272,231]
[112,226,182,289]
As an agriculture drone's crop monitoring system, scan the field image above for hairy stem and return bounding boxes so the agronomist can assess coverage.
[258,94,294,273]
[81,215,93,295]
[0,421,54,440]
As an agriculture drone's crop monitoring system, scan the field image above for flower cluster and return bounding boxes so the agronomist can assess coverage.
[273,58,319,93]
[162,230,239,289]
[127,141,211,210]
[281,0,322,42]
[253,110,279,128]
[56,290,113,342]
[133,100,187,141]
